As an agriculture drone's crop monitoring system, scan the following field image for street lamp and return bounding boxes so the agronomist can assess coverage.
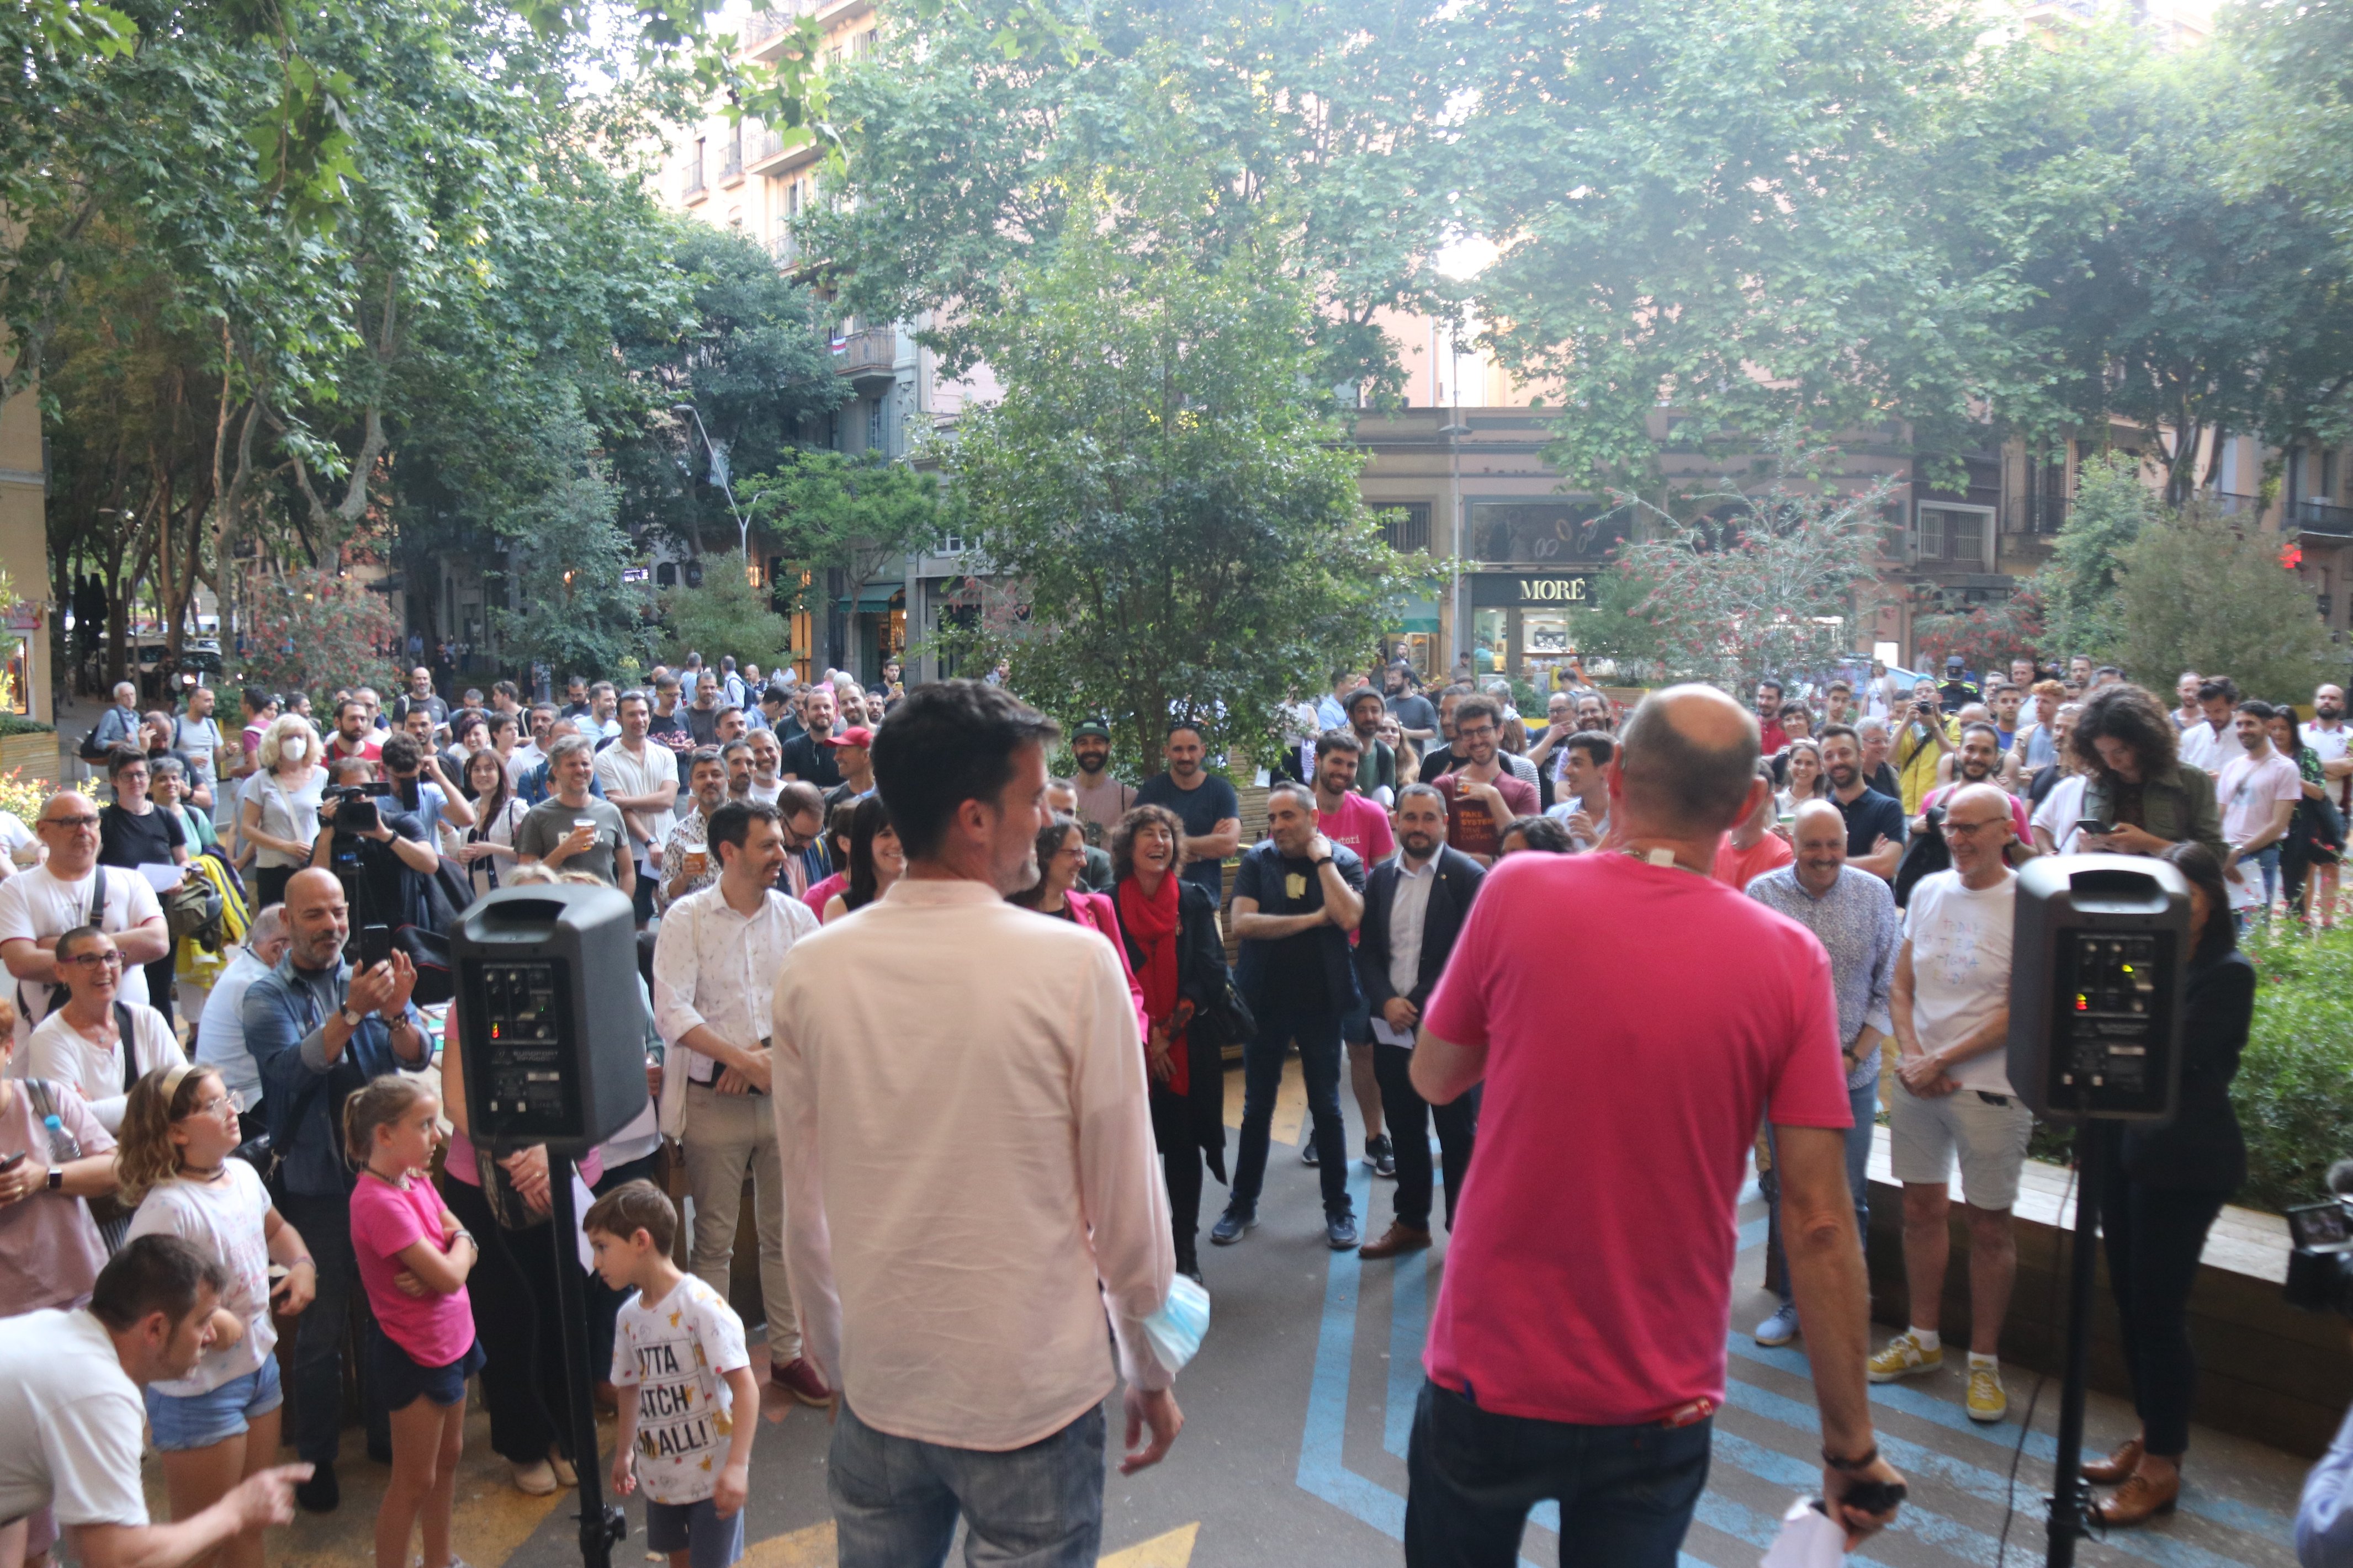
[672,403,754,564]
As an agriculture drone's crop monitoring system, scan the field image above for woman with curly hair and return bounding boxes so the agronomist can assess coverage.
[2070,683,2226,863]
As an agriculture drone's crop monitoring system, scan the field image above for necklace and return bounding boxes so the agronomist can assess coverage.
[181,1162,227,1180]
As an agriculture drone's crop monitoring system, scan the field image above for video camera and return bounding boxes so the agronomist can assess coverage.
[2285,1158,2353,1318]
[326,779,395,835]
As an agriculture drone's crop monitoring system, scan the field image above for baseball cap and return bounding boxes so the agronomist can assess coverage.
[820,725,875,749]
[1072,719,1112,741]
[1945,655,1965,671]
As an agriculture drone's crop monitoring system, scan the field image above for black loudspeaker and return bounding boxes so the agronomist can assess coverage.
[2006,854,2191,1125]
[451,884,644,1157]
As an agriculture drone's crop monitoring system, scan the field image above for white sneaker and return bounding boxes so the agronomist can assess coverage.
[1753,1304,1801,1346]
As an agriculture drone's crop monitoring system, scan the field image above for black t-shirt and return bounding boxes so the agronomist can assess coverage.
[686,706,722,747]
[1231,840,1366,1009]
[1133,770,1242,907]
[1865,762,1902,802]
[1832,786,1907,858]
[646,709,693,754]
[779,732,842,789]
[97,803,186,871]
[331,806,431,931]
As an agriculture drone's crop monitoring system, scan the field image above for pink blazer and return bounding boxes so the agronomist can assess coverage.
[1066,889,1151,1043]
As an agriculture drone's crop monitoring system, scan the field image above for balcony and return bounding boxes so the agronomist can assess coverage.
[2298,499,2353,538]
[830,327,898,387]
[2213,491,2265,518]
[770,231,800,269]
[2021,491,2070,535]
[718,142,743,182]
[683,167,706,200]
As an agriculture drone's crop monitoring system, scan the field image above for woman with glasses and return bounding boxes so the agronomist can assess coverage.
[98,746,192,1030]
[23,926,184,1134]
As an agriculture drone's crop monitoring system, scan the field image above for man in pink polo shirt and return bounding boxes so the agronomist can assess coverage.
[1407,684,1906,1566]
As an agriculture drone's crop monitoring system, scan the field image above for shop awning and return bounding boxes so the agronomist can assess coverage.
[1387,596,1440,634]
[834,586,904,613]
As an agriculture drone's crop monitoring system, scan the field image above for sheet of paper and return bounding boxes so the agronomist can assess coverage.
[1370,1016,1416,1049]
[136,862,184,892]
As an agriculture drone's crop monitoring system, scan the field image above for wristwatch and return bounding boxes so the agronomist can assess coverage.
[46,1166,63,1192]
[338,1006,366,1029]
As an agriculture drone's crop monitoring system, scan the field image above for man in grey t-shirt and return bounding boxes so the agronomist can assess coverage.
[513,735,634,892]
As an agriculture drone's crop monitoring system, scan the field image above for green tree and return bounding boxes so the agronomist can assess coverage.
[797,0,1450,392]
[490,410,650,682]
[743,449,944,619]
[236,569,401,708]
[657,568,793,671]
[2029,453,2158,666]
[2111,502,2339,700]
[938,206,1415,774]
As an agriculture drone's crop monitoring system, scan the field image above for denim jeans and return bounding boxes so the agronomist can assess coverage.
[1763,1077,1879,1308]
[2254,843,2282,913]
[1227,995,1350,1218]
[1405,1380,1712,1567]
[829,1399,1106,1568]
[275,1187,390,1468]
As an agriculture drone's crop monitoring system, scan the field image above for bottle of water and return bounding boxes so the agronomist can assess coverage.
[45,1112,81,1163]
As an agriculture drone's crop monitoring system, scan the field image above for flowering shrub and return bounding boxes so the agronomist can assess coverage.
[237,571,401,708]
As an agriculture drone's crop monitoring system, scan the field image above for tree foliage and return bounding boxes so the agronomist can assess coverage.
[743,449,945,615]
[489,408,651,683]
[2112,502,2339,701]
[237,570,400,707]
[658,568,793,672]
[1605,448,1894,692]
[937,203,1417,775]
[2029,452,2157,665]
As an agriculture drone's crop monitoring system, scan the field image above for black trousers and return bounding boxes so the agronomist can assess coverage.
[1374,1041,1477,1231]
[143,950,176,1032]
[442,1173,577,1465]
[2098,1166,2227,1458]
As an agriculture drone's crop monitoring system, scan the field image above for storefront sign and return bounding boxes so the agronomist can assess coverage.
[1471,572,1598,608]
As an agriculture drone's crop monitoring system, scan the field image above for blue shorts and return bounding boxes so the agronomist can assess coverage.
[645,1496,745,1568]
[144,1354,284,1452]
[367,1322,485,1411]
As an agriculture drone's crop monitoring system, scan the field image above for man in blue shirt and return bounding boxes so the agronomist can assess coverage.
[1743,800,1900,1348]
[247,867,428,1512]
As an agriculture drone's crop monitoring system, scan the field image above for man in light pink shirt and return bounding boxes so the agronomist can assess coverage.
[770,681,1181,1567]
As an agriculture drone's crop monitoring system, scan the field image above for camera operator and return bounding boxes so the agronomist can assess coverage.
[305,757,437,934]
[1894,679,1956,815]
[378,732,471,848]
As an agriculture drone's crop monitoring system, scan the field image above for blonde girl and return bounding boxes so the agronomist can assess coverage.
[119,1064,316,1568]
[343,1076,480,1568]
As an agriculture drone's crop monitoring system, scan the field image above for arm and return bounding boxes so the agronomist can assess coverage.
[1774,1124,1909,1540]
[1227,894,1327,941]
[608,1378,643,1497]
[712,1366,760,1517]
[428,768,475,830]
[1410,1029,1486,1105]
[2230,794,2297,863]
[66,1474,309,1568]
[614,833,637,897]
[769,1001,842,1390]
[264,1205,317,1315]
[2,936,60,984]
[1183,816,1242,867]
[241,790,311,860]
[393,1224,478,1295]
[1317,853,1364,934]
[370,823,440,876]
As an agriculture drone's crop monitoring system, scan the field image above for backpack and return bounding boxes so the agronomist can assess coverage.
[1891,805,1951,908]
[77,713,123,763]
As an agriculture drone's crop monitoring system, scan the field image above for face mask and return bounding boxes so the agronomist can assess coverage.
[282,739,309,762]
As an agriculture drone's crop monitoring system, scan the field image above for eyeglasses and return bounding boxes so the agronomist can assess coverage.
[63,950,125,969]
[189,1093,233,1118]
[1941,817,2008,839]
[41,815,99,831]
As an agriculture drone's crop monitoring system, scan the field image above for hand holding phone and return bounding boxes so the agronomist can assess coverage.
[354,924,394,971]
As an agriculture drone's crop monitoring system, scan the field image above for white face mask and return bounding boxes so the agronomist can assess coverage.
[281,738,309,762]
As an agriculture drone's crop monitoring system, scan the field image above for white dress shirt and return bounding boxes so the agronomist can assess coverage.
[650,882,818,1138]
[2179,717,2245,775]
[770,877,1174,1452]
[1374,854,1439,1045]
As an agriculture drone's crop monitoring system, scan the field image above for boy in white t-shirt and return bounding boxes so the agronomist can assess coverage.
[589,1182,756,1568]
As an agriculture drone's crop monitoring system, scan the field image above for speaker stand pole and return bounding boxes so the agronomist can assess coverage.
[2046,1121,2111,1567]
[552,1161,627,1568]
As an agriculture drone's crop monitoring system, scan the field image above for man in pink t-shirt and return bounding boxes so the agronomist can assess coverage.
[2217,700,2302,918]
[1407,685,1905,1565]
[1313,730,1397,1174]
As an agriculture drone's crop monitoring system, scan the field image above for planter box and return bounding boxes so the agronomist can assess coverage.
[0,731,59,786]
[1856,1125,2352,1457]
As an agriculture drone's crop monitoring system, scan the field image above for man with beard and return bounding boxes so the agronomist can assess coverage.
[1383,666,1440,757]
[778,687,844,790]
[1756,679,1790,754]
[1312,730,1396,1178]
[1353,784,1484,1262]
[1921,724,2033,844]
[1067,719,1135,834]
[646,672,695,754]
[1134,724,1242,910]
[2172,671,2204,733]
[1344,688,1398,801]
[1427,698,1537,866]
[1819,725,1904,880]
[745,729,786,806]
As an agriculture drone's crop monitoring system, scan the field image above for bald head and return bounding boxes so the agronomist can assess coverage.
[1615,684,1762,835]
[282,868,352,970]
[1791,797,1845,841]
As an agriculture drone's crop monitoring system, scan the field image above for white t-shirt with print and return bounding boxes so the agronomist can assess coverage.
[0,865,166,1055]
[610,1275,749,1505]
[1901,868,2017,1096]
[0,1308,149,1529]
[124,1163,277,1396]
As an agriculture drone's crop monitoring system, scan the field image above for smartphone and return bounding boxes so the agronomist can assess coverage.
[0,1151,25,1175]
[2074,818,2107,840]
[354,924,394,970]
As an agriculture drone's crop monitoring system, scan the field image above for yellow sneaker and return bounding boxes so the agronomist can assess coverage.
[1967,1363,2008,1423]
[1867,1331,1943,1383]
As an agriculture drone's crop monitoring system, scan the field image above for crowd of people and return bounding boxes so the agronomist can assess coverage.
[2,641,2344,1568]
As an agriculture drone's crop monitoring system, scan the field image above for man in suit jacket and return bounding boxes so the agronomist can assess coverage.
[1354,782,1486,1259]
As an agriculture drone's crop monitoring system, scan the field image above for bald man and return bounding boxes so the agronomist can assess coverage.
[1402,686,1904,1562]
[1742,799,1901,1348]
[1872,782,2026,1423]
[244,867,426,1511]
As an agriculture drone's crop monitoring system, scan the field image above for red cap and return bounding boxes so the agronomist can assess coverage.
[821,725,875,750]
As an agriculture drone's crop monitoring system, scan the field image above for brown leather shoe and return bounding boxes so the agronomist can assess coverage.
[1358,1222,1433,1261]
[771,1356,836,1407]
[2082,1436,2144,1485]
[2092,1468,2179,1528]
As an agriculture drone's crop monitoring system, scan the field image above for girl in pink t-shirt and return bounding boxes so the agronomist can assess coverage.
[345,1077,480,1568]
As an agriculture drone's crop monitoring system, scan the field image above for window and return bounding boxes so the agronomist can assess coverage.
[866,397,887,454]
[656,562,677,588]
[686,139,706,195]
[937,531,968,556]
[1377,502,1431,554]
[1915,504,1992,566]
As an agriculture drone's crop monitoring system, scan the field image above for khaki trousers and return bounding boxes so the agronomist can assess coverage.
[681,1080,799,1361]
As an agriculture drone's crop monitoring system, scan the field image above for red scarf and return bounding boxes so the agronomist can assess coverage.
[1118,872,1188,1094]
